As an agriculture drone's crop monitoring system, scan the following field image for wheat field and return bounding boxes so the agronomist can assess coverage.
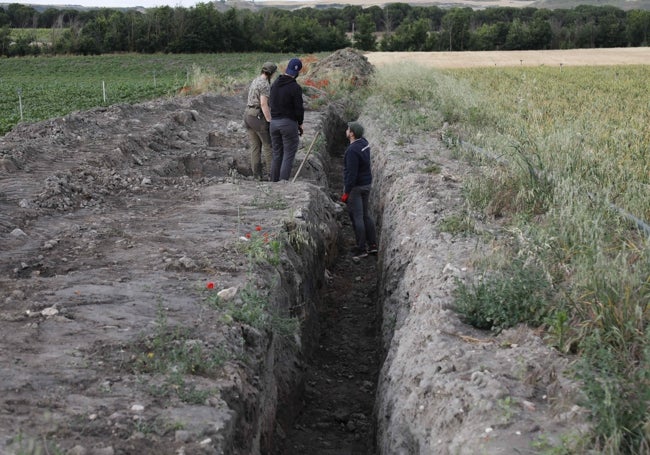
[365,47,650,68]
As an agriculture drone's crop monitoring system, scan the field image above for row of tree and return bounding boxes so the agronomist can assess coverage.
[1,3,649,56]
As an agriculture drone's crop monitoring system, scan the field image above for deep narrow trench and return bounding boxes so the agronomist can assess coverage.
[272,113,382,455]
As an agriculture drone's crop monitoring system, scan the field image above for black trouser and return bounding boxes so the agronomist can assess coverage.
[269,118,300,182]
[348,184,377,250]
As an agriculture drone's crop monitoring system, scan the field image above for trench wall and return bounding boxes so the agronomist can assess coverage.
[360,112,587,454]
[257,104,367,452]
[249,108,346,453]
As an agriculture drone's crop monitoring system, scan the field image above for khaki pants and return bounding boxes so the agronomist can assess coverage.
[244,112,272,179]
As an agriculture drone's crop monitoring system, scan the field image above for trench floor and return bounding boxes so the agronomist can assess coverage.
[276,221,380,454]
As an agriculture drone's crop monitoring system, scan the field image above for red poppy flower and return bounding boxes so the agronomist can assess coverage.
[255,225,262,231]
[245,233,251,239]
[206,282,215,289]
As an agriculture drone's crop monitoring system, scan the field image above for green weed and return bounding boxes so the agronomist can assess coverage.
[453,257,551,333]
[149,373,212,405]
[215,282,298,339]
[250,186,289,210]
[531,431,591,455]
[131,306,225,377]
[497,396,515,423]
[238,226,281,267]
[421,162,441,174]
[439,213,475,236]
[575,306,650,453]
[9,433,66,455]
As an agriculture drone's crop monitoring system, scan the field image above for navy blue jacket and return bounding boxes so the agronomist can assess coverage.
[270,75,304,125]
[343,137,372,194]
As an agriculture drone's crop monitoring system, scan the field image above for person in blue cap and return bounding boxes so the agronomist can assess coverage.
[269,58,304,182]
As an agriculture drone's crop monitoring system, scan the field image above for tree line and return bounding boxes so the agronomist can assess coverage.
[1,2,649,56]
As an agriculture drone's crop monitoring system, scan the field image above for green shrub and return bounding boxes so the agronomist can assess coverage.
[577,326,650,453]
[439,213,475,236]
[132,306,224,377]
[453,258,551,333]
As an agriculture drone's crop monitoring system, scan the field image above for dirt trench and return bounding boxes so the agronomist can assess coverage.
[270,107,382,455]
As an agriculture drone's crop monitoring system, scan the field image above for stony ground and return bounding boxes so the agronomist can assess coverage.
[1,92,316,454]
[0,49,588,455]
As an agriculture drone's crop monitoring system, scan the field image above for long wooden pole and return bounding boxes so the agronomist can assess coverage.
[292,131,320,183]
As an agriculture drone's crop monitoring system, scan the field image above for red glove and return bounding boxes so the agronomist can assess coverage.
[341,193,349,203]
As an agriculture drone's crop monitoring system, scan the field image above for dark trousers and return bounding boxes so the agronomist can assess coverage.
[348,184,377,250]
[270,118,300,182]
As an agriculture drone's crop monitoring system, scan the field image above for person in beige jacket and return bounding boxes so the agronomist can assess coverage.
[244,61,277,180]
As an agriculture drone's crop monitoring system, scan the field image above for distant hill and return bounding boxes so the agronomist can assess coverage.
[0,3,144,11]
[531,0,650,10]
[4,0,650,11]
[225,0,650,11]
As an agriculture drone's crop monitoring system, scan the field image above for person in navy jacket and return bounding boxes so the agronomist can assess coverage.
[341,121,378,260]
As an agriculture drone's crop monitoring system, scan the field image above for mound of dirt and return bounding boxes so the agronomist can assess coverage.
[306,47,374,86]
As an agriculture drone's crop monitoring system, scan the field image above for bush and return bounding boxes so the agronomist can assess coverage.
[576,315,650,452]
[453,257,551,333]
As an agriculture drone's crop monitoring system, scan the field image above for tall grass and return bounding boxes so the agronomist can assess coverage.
[369,63,650,453]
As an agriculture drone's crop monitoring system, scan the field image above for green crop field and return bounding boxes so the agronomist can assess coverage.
[0,53,294,135]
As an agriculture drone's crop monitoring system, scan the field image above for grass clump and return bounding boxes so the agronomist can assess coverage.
[132,306,225,378]
[211,282,299,339]
[453,257,551,333]
[439,212,475,236]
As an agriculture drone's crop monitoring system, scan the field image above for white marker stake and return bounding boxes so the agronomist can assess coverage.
[102,81,106,103]
[17,88,23,121]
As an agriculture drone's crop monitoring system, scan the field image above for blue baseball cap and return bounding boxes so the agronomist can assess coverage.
[286,58,303,77]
